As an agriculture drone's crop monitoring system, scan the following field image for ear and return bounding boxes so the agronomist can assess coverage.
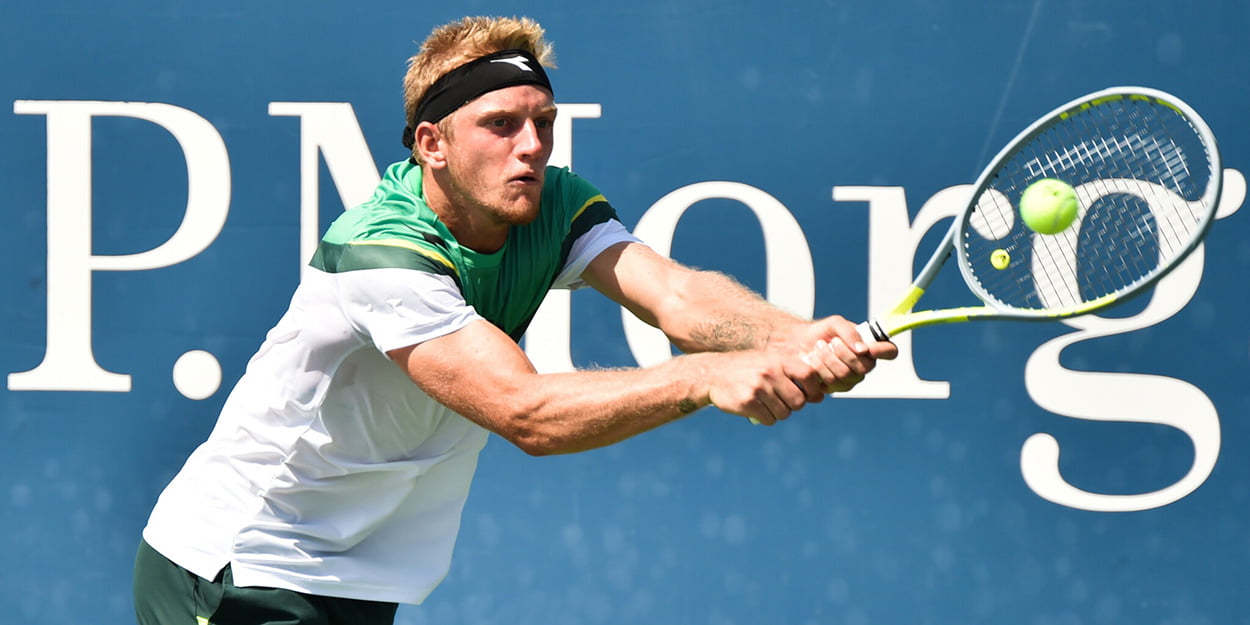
[414,122,447,169]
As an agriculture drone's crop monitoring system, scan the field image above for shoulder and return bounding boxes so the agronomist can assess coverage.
[312,161,461,282]
[310,237,460,285]
[541,166,618,228]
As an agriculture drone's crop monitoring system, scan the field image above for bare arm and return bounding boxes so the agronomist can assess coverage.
[583,241,897,398]
[388,319,807,455]
[581,242,802,353]
[583,242,896,353]
[389,241,895,455]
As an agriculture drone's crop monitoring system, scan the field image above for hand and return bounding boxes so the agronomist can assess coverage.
[703,351,810,426]
[781,316,898,400]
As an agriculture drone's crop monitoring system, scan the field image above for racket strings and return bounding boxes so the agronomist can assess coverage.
[960,96,1215,313]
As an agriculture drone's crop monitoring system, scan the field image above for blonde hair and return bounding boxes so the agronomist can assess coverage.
[403,16,556,156]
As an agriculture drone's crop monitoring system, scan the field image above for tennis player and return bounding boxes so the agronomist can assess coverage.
[133,15,897,625]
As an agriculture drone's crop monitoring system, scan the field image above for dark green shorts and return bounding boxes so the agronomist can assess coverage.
[133,539,398,625]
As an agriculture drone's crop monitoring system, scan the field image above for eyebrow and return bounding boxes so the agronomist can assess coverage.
[475,104,559,119]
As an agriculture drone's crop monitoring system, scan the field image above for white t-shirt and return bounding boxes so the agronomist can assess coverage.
[143,220,638,604]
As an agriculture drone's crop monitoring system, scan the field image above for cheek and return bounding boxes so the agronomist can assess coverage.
[448,143,496,177]
[448,166,486,202]
[447,157,505,205]
[445,150,485,185]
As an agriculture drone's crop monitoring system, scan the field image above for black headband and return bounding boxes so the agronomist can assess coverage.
[402,49,553,149]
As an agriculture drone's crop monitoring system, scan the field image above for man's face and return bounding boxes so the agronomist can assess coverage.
[439,84,557,228]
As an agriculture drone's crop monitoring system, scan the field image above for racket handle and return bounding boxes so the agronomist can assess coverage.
[855,319,889,344]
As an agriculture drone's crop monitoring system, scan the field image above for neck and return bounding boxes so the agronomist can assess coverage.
[420,167,509,253]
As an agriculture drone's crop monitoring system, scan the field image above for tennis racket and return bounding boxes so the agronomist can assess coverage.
[856,86,1223,344]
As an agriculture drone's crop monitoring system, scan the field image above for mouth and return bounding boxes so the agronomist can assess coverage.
[509,171,543,186]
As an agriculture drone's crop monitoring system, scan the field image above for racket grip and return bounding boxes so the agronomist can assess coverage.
[855,319,889,344]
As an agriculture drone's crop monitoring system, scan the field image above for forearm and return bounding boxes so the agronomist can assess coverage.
[392,315,877,457]
[392,320,724,456]
[663,270,809,354]
[583,243,810,355]
[470,355,715,456]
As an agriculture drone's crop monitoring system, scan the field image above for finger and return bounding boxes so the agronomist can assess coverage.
[829,337,875,377]
[748,397,782,425]
[811,338,868,393]
[800,341,844,394]
[712,387,774,425]
[740,399,774,426]
[869,339,899,361]
[784,351,828,403]
[762,386,798,421]
[810,338,857,380]
[828,321,872,356]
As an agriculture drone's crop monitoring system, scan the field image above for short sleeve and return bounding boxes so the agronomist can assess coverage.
[550,220,643,290]
[336,268,484,353]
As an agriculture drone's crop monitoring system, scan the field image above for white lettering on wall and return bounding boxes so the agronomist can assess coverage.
[1019,169,1245,511]
[6,99,1246,512]
[833,185,967,399]
[9,101,230,393]
[269,103,382,275]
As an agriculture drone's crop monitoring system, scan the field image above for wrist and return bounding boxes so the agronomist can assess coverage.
[674,352,714,412]
[762,319,809,353]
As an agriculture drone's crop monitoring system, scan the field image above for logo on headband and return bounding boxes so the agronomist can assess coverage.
[490,55,535,72]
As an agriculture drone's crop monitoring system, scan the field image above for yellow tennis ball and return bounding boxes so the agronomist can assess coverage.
[990,248,1010,270]
[1019,178,1079,235]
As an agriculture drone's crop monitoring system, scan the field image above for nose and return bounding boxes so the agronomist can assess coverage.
[515,119,548,161]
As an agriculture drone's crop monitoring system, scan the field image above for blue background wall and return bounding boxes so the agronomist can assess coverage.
[2,1,1249,624]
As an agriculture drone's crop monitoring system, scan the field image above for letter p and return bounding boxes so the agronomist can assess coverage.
[9,101,229,392]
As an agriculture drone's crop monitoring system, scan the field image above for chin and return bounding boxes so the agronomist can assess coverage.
[507,205,542,226]
[500,195,542,225]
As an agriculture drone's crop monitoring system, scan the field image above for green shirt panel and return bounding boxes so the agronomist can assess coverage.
[310,160,619,341]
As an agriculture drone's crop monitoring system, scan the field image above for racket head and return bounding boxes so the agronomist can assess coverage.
[955,87,1222,319]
